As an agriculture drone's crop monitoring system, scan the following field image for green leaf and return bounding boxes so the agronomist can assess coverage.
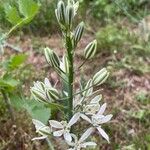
[131,109,146,120]
[24,99,51,124]
[18,0,40,18]
[0,75,20,89]
[4,4,23,25]
[2,54,27,70]
[8,54,27,70]
[9,94,24,110]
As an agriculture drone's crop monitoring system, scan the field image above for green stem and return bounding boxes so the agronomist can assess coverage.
[46,138,55,150]
[65,33,74,120]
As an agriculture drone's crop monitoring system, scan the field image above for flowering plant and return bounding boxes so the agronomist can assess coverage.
[31,0,112,149]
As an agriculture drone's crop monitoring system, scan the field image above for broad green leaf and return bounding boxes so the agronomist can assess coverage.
[4,4,23,25]
[0,77,19,89]
[18,0,40,18]
[2,54,27,70]
[9,94,24,110]
[24,99,51,124]
[8,54,27,70]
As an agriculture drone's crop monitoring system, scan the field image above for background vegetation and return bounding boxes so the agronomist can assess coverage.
[0,0,150,149]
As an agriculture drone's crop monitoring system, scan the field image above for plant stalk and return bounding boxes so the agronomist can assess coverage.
[46,138,55,150]
[66,33,74,120]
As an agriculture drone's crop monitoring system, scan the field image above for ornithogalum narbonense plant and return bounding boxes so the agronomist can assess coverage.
[31,0,112,149]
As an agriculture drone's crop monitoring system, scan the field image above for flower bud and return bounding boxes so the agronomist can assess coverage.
[33,81,45,92]
[60,55,69,74]
[31,88,46,103]
[46,88,60,101]
[93,68,109,86]
[84,40,97,59]
[65,5,74,29]
[44,47,60,68]
[83,79,93,97]
[57,0,66,25]
[74,22,84,46]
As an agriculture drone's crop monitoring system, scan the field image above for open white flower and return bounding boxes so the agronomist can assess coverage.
[73,95,102,123]
[49,113,80,142]
[67,127,96,150]
[32,119,51,140]
[87,103,113,142]
[82,95,102,115]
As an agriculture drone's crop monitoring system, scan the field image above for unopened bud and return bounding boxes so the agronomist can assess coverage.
[83,79,93,97]
[93,68,109,86]
[57,0,66,25]
[46,88,60,101]
[74,22,84,46]
[84,40,97,59]
[44,47,60,68]
[31,88,46,103]
[65,5,74,29]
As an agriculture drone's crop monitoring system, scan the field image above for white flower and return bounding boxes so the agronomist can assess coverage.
[49,113,80,142]
[32,119,51,140]
[83,95,102,115]
[44,78,52,88]
[87,103,113,143]
[67,127,96,150]
[73,95,102,123]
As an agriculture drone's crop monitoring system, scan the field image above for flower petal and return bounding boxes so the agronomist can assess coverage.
[39,126,51,135]
[81,142,97,148]
[90,95,102,104]
[44,78,52,88]
[32,135,47,141]
[32,119,46,131]
[68,113,80,127]
[79,127,94,142]
[80,114,91,123]
[64,132,72,142]
[100,114,113,124]
[53,129,64,137]
[97,127,110,143]
[49,120,63,129]
[97,103,107,115]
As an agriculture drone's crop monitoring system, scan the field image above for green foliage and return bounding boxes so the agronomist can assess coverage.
[135,91,150,104]
[4,0,40,27]
[0,54,27,91]
[96,24,129,52]
[84,0,150,22]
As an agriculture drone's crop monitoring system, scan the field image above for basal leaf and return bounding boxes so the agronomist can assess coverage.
[24,99,51,124]
[8,54,27,70]
[0,78,19,89]
[4,4,23,25]
[18,0,40,18]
